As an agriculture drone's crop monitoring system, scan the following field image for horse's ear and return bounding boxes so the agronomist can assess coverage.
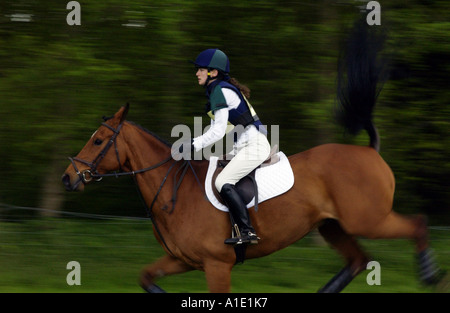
[111,103,130,125]
[120,103,130,123]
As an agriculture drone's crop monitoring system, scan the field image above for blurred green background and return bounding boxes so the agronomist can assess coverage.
[0,0,448,292]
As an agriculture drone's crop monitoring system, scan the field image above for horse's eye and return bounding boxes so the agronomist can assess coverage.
[94,138,103,146]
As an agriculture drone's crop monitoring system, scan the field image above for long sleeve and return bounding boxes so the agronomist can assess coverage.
[193,108,228,151]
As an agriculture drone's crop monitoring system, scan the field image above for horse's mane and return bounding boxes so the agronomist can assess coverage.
[126,121,173,148]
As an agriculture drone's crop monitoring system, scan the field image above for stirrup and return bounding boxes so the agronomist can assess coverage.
[246,232,260,245]
[224,237,244,246]
[224,232,260,246]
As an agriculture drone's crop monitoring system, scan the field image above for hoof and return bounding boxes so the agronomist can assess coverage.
[143,283,166,293]
[417,248,444,285]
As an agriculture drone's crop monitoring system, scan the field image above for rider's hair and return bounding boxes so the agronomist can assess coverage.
[215,71,251,99]
[228,77,251,99]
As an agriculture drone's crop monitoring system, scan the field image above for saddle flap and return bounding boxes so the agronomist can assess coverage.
[212,167,256,206]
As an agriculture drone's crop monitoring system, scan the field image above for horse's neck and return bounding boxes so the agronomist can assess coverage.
[122,124,174,199]
[123,123,171,171]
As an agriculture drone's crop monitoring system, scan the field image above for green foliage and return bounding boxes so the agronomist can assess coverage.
[0,1,448,219]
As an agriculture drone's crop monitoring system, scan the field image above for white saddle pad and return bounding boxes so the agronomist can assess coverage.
[205,151,295,212]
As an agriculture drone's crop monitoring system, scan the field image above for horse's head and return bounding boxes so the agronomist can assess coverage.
[62,104,130,191]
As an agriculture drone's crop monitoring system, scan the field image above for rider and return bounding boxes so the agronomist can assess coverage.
[191,48,271,245]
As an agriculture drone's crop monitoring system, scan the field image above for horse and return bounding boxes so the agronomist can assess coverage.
[61,20,444,293]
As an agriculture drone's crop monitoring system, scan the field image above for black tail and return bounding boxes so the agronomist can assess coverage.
[336,17,387,152]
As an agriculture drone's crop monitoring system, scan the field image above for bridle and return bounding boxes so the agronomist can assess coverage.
[68,121,173,186]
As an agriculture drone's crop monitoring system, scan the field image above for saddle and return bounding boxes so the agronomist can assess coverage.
[211,145,279,211]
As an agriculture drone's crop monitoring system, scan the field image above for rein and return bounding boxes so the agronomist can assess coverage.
[68,120,203,257]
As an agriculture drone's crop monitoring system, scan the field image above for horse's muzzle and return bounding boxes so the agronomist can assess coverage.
[61,173,83,192]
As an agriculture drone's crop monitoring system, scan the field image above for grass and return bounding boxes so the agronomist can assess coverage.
[0,217,448,293]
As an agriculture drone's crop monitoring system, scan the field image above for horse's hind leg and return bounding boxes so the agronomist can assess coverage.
[317,219,370,293]
[140,255,194,293]
[362,212,444,285]
[361,212,427,251]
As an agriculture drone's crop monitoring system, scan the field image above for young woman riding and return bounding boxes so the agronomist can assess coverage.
[190,48,271,245]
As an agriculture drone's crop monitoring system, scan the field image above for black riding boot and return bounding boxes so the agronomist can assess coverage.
[219,183,259,245]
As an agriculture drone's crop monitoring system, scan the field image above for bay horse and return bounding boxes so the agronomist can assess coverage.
[62,20,443,292]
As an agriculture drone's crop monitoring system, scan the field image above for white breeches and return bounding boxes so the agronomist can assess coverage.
[215,130,271,192]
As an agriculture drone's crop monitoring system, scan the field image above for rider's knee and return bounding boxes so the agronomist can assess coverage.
[215,176,226,193]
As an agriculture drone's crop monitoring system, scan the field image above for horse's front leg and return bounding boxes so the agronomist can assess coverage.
[140,254,193,293]
[204,260,233,293]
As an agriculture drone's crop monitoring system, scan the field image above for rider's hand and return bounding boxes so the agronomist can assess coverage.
[171,139,194,161]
